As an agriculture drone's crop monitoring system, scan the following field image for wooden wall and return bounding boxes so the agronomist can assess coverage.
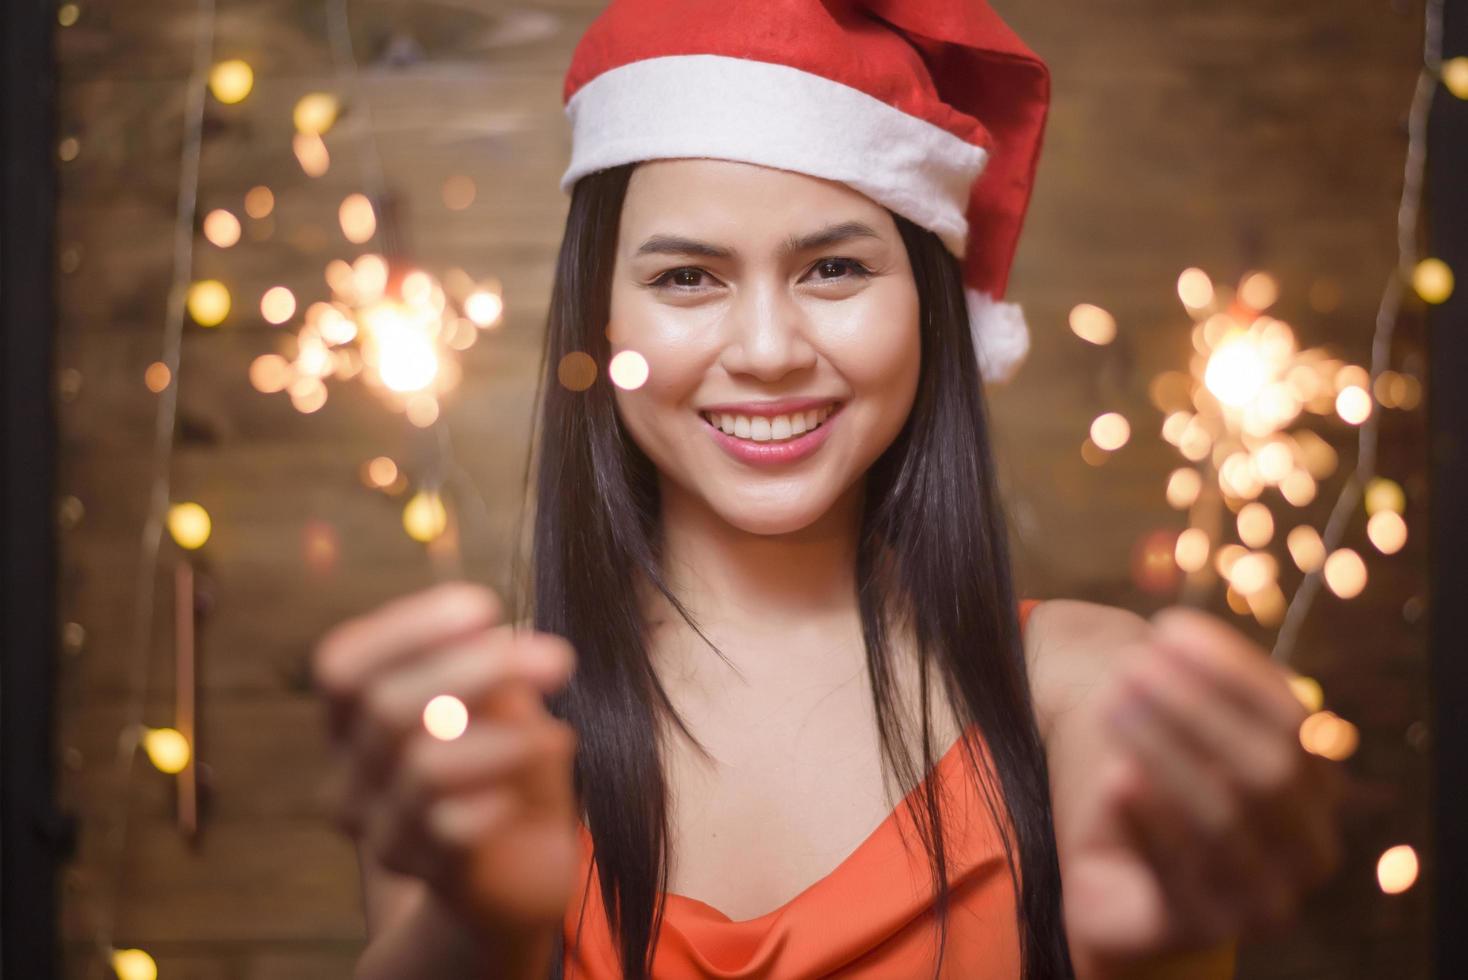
[53,1,1431,977]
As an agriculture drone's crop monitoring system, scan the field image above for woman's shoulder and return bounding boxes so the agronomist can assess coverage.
[1018,598,1155,744]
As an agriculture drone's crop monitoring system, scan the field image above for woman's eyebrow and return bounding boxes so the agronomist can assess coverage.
[634,220,882,260]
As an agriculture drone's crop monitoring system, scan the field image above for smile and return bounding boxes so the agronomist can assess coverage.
[699,403,837,443]
[697,400,843,466]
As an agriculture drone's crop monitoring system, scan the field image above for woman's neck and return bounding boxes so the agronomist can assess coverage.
[645,479,866,668]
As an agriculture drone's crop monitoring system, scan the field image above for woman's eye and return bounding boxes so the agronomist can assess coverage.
[650,258,871,292]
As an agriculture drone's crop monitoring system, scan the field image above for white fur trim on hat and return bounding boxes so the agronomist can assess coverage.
[966,287,1030,385]
[561,54,988,260]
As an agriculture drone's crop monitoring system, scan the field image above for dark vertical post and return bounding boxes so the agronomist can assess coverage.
[1,0,62,976]
[1430,1,1468,977]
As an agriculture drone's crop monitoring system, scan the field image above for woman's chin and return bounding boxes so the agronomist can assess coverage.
[705,491,837,538]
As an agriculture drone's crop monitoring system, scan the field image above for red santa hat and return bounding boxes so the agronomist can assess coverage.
[559,0,1051,385]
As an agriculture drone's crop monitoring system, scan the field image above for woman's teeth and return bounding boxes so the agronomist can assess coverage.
[702,404,836,443]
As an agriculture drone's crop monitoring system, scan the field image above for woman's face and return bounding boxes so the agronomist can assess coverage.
[607,159,922,536]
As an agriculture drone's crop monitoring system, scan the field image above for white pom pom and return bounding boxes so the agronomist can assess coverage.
[965,287,1031,385]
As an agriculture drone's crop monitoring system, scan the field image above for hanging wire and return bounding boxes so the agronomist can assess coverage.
[1271,0,1443,665]
[88,0,217,972]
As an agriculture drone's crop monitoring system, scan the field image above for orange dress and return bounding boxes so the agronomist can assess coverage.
[560,599,1239,978]
[561,601,1041,979]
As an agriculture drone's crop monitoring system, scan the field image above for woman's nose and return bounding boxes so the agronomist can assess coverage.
[717,286,818,382]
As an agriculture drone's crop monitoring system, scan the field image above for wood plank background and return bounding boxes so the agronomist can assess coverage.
[53,1,1432,976]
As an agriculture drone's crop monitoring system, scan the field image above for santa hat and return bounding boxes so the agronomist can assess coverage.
[559,0,1051,385]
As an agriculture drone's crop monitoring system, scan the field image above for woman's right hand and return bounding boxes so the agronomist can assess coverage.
[311,581,581,935]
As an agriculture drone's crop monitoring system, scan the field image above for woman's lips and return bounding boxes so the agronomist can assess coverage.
[699,402,842,466]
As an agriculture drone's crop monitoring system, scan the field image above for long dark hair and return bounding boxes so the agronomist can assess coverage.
[521,162,1073,979]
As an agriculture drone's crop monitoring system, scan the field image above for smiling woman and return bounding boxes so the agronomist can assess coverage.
[315,2,1345,979]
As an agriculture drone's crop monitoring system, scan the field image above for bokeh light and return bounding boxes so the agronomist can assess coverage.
[1367,510,1408,554]
[167,502,212,550]
[1323,548,1368,598]
[1287,675,1324,713]
[403,491,447,543]
[1412,257,1454,304]
[1238,271,1279,311]
[423,694,469,741]
[609,350,650,390]
[1287,525,1326,573]
[1177,267,1214,309]
[557,351,598,391]
[208,59,253,104]
[1377,844,1419,895]
[141,727,191,774]
[261,286,297,325]
[186,280,230,327]
[1068,303,1116,345]
[293,132,330,177]
[1165,467,1202,509]
[339,194,377,245]
[362,456,399,489]
[111,948,158,980]
[1174,527,1210,573]
[144,362,172,393]
[244,185,274,219]
[293,92,340,136]
[1365,477,1406,516]
[1090,412,1130,451]
[203,209,242,248]
[442,175,477,210]
[1299,710,1359,761]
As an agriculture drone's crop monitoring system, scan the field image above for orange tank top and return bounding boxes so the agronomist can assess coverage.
[561,598,1043,979]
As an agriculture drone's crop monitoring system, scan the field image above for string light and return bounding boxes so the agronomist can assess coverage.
[207,59,253,104]
[166,502,212,550]
[1377,844,1420,894]
[140,728,191,774]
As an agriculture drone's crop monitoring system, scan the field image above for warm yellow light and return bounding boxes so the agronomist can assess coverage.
[1213,543,1246,579]
[364,456,399,489]
[1165,467,1202,509]
[293,92,340,136]
[1287,525,1326,573]
[339,193,377,244]
[1279,469,1318,507]
[1174,528,1210,573]
[1204,334,1269,407]
[293,132,330,177]
[167,502,212,549]
[1365,477,1406,516]
[249,354,291,394]
[208,59,254,104]
[260,286,297,325]
[1335,385,1372,425]
[1228,551,1277,596]
[144,362,172,393]
[466,290,504,327]
[187,280,230,327]
[1287,675,1324,713]
[1378,845,1419,895]
[289,377,328,414]
[141,727,191,774]
[1412,257,1454,304]
[110,948,158,980]
[244,185,274,219]
[1445,57,1468,99]
[1254,441,1294,484]
[1236,502,1275,548]
[423,694,469,741]
[1177,267,1214,309]
[353,254,388,301]
[1367,510,1408,554]
[1238,271,1279,311]
[1068,303,1116,345]
[203,209,242,248]
[1323,548,1367,599]
[1300,710,1359,761]
[58,3,79,27]
[1090,412,1130,451]
[442,175,477,210]
[377,331,439,393]
[406,394,440,428]
[609,350,650,390]
[403,491,448,542]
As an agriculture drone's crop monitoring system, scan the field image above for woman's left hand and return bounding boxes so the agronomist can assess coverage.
[1058,605,1347,976]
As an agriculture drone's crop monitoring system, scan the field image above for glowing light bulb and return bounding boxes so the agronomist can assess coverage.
[141,727,191,774]
[1367,510,1408,554]
[1323,548,1367,599]
[293,92,340,136]
[167,502,212,550]
[1377,844,1419,895]
[403,491,447,543]
[111,948,158,980]
[203,209,242,248]
[187,280,230,327]
[1068,303,1116,345]
[1412,257,1454,304]
[1090,412,1130,451]
[208,59,253,104]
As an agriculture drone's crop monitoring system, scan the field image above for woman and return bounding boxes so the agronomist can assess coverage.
[312,3,1346,978]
